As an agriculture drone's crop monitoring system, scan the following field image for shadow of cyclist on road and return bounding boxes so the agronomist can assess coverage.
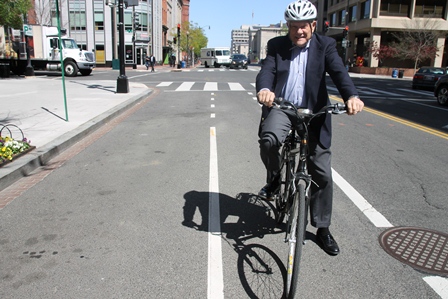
[182,191,287,298]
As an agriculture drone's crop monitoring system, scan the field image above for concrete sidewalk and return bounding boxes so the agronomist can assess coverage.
[0,73,153,191]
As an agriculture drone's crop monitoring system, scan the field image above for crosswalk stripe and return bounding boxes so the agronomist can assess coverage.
[157,82,173,87]
[228,82,245,91]
[205,82,218,91]
[176,82,195,91]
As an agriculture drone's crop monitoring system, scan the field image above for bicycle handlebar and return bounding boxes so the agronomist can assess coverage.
[273,97,346,116]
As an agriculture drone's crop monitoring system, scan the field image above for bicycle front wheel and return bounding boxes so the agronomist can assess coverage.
[285,183,306,299]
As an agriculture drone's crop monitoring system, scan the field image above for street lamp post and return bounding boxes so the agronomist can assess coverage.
[177,24,181,69]
[186,31,189,67]
[116,0,129,93]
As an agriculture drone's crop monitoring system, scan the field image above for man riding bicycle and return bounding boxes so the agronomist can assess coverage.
[256,0,364,256]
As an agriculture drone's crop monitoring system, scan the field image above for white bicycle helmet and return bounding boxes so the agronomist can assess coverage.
[284,0,317,22]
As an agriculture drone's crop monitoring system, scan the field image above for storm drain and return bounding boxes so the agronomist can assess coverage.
[379,227,448,277]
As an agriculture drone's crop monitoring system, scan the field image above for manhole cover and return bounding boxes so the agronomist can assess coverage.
[379,227,448,277]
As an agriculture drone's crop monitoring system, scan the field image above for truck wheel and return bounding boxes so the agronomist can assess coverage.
[204,62,209,68]
[80,69,92,76]
[64,61,78,77]
[214,62,220,68]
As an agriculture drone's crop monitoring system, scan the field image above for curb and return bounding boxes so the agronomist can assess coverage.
[0,89,153,191]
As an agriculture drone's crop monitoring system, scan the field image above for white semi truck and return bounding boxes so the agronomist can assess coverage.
[0,24,95,77]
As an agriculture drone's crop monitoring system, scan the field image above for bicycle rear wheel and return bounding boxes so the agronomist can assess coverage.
[285,183,306,299]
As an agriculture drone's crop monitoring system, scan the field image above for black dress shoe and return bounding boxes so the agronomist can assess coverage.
[258,179,280,200]
[317,233,340,255]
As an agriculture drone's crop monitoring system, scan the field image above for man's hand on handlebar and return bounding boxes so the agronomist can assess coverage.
[257,90,276,107]
[345,96,364,115]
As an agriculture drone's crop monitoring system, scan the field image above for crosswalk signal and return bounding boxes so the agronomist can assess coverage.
[177,23,181,37]
[324,21,329,32]
[173,37,177,44]
[342,26,349,38]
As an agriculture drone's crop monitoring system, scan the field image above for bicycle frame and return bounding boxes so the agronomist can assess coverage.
[283,126,312,243]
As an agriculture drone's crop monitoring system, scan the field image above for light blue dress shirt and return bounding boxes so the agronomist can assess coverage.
[282,40,310,107]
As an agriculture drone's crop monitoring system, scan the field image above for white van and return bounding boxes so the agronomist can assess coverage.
[200,47,231,68]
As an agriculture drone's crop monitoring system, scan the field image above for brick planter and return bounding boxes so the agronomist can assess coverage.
[349,67,414,78]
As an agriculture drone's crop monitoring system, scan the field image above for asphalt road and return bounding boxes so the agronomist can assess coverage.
[1,66,447,298]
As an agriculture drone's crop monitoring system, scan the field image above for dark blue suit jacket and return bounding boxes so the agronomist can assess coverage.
[256,34,358,148]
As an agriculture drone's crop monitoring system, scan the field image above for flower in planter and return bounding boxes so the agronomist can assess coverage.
[0,136,32,162]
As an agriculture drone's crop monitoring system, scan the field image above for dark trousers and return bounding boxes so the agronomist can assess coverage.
[259,108,333,228]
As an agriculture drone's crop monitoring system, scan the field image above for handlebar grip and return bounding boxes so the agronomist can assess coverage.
[273,97,284,105]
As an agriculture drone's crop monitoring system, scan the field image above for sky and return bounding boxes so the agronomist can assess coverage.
[189,0,294,48]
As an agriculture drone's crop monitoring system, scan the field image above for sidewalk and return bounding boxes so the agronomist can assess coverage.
[0,72,154,191]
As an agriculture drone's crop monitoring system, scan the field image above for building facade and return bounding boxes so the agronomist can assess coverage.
[233,1,448,69]
[311,0,448,68]
[29,0,188,67]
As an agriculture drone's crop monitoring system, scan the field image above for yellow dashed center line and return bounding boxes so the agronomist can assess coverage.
[329,95,448,140]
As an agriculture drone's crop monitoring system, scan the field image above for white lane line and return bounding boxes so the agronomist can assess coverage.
[228,82,245,91]
[176,82,195,91]
[211,104,215,108]
[423,277,448,299]
[396,88,433,96]
[208,127,224,298]
[332,168,393,228]
[205,82,218,91]
[211,113,215,118]
[156,82,173,87]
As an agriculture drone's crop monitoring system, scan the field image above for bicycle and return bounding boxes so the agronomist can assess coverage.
[271,97,346,299]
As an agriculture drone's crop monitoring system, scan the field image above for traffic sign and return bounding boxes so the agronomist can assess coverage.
[23,25,33,36]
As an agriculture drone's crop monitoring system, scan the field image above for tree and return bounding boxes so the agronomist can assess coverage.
[392,18,446,72]
[0,0,32,28]
[34,0,52,25]
[171,21,207,60]
[367,41,397,67]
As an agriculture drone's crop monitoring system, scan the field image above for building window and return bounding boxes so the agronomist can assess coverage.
[380,0,411,17]
[331,13,336,26]
[360,0,371,20]
[349,5,357,22]
[95,12,104,31]
[339,9,346,25]
[69,11,86,30]
[140,13,148,31]
[414,0,445,18]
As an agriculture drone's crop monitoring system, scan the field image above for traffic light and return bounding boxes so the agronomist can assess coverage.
[324,21,329,33]
[342,26,349,38]
[134,12,140,30]
[173,37,177,44]
[177,23,181,36]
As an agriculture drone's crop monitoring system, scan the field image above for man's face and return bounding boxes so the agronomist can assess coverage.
[288,20,316,47]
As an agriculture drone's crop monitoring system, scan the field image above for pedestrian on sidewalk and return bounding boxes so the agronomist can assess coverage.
[170,54,176,68]
[149,54,156,72]
[145,55,150,70]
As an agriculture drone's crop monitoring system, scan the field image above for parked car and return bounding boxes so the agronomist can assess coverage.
[434,74,448,105]
[412,67,447,90]
[229,54,248,69]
